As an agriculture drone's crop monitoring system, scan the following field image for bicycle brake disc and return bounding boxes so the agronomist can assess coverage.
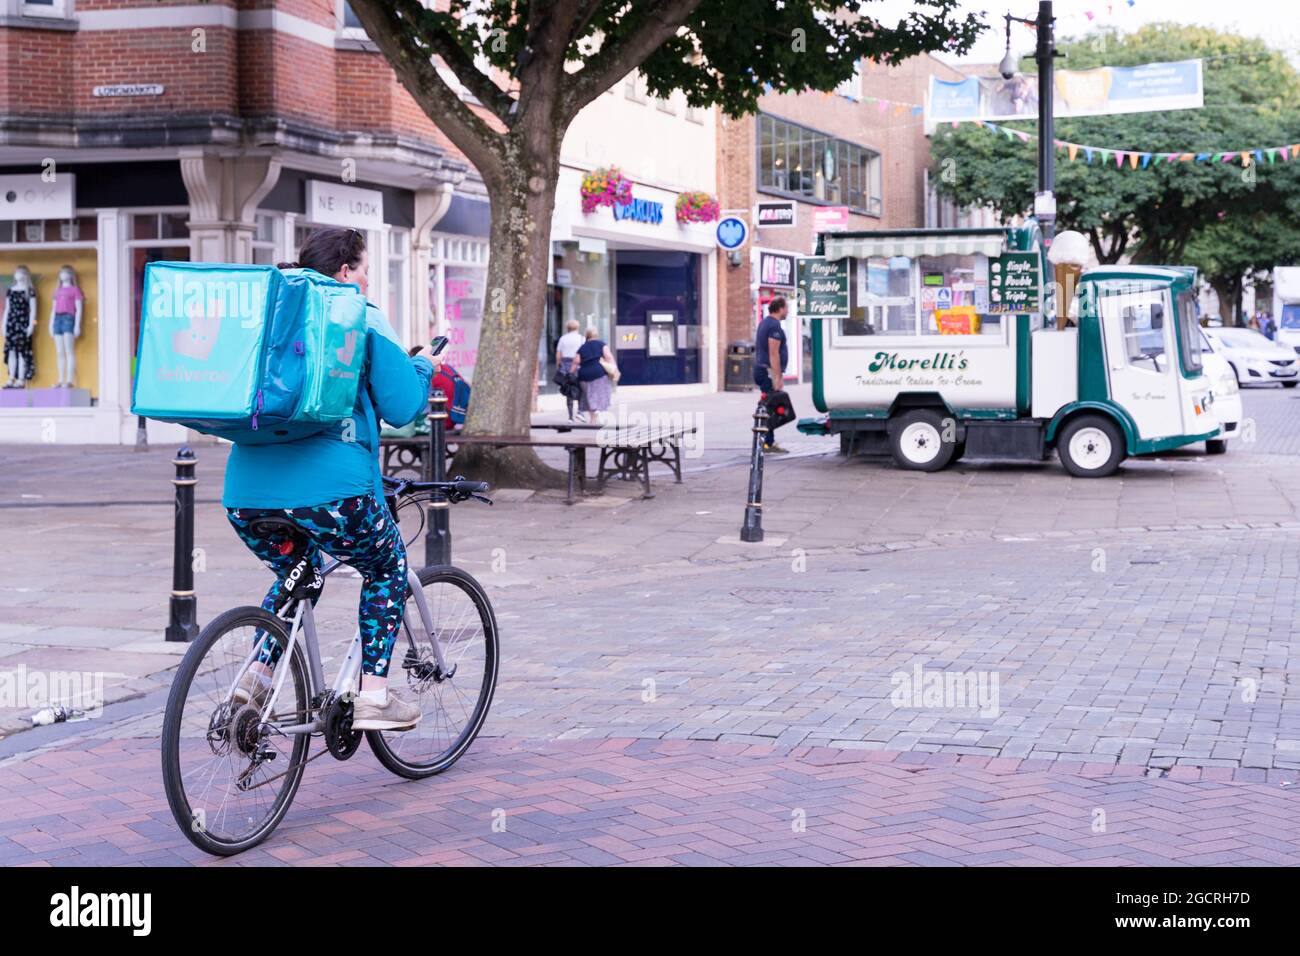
[324,696,362,760]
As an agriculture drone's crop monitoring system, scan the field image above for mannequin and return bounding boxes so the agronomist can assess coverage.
[3,266,37,388]
[49,264,84,388]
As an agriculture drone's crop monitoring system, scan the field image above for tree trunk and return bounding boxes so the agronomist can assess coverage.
[1210,276,1240,325]
[454,130,567,489]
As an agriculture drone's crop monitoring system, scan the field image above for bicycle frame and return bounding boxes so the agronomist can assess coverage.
[227,555,447,736]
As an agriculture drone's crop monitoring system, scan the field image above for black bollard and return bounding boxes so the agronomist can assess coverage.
[134,415,149,451]
[165,446,199,642]
[740,401,768,543]
[424,388,451,566]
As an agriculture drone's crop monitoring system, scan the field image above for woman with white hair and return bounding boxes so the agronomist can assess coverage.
[571,325,617,422]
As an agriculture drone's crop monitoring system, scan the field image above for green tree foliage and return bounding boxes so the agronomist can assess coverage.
[930,23,1300,307]
[348,0,983,483]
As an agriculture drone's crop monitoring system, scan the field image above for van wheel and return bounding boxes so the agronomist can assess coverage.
[888,410,957,472]
[1058,415,1125,478]
[1283,381,1298,389]
[1206,438,1228,455]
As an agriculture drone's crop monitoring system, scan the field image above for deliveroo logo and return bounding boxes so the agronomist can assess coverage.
[150,270,268,363]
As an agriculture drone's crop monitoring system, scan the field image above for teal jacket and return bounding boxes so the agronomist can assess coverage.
[223,303,433,509]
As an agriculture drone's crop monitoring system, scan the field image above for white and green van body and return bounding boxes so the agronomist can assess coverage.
[796,223,1220,477]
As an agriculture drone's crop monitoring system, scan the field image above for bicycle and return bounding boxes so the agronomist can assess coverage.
[161,475,499,856]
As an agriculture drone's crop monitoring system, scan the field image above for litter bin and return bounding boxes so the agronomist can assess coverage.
[725,340,755,392]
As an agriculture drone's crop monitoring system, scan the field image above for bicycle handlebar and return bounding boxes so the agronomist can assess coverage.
[382,474,492,503]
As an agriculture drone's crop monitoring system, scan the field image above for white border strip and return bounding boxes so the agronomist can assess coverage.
[77,5,338,50]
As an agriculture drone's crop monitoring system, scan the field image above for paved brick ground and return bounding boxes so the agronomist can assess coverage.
[4,387,1300,864]
[2,733,1298,867]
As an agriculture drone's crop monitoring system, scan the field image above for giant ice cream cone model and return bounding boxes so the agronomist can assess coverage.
[1048,231,1090,330]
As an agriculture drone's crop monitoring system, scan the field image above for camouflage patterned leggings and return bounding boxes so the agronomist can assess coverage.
[227,494,410,678]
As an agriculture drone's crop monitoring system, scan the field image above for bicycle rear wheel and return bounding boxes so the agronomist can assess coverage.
[161,606,310,856]
[367,565,499,779]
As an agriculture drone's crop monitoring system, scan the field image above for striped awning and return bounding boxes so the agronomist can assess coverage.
[824,232,1006,261]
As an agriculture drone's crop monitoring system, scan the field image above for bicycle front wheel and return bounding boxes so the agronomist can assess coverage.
[160,606,310,856]
[367,565,499,779]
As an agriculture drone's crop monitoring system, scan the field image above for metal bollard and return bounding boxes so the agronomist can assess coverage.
[424,388,451,566]
[740,401,768,543]
[165,446,199,642]
[134,415,149,451]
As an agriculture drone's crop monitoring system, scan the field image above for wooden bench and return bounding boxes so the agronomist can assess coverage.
[382,421,696,504]
[380,418,590,481]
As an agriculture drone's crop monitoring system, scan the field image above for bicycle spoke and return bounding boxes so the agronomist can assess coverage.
[165,613,309,851]
[370,569,496,775]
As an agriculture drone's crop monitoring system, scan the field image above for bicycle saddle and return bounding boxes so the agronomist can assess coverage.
[247,516,303,539]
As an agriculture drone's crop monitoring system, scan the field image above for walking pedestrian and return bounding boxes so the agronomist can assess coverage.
[753,296,791,454]
[572,326,616,423]
[554,318,584,420]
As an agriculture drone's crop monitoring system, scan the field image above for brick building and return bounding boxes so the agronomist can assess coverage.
[0,0,490,443]
[715,53,992,385]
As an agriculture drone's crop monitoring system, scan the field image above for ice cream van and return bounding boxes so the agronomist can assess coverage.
[795,223,1219,477]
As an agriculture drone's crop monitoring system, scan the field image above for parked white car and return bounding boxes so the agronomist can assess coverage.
[1199,332,1242,454]
[1202,326,1299,387]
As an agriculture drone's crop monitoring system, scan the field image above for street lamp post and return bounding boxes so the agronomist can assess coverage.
[1001,1,1058,242]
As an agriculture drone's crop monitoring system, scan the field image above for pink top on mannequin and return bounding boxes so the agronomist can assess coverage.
[53,284,83,315]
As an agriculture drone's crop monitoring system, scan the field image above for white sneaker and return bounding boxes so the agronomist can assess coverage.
[351,693,421,731]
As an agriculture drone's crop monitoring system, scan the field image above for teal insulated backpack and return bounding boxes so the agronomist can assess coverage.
[131,262,367,444]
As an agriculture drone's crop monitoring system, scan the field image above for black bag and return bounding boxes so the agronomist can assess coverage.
[553,368,580,401]
[763,389,796,429]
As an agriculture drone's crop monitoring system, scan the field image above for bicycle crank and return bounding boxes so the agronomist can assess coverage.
[324,694,362,760]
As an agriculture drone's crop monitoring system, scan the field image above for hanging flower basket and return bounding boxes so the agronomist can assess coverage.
[675,190,720,224]
[580,166,633,214]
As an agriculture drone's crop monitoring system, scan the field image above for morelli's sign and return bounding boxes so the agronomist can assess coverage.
[988,252,1041,314]
[796,256,851,320]
[92,84,165,97]
[755,200,796,228]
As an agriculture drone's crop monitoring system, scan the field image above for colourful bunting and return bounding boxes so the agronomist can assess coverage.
[965,120,1300,172]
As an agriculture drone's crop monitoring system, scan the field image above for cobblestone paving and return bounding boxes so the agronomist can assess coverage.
[5,387,1300,864]
[2,735,1297,867]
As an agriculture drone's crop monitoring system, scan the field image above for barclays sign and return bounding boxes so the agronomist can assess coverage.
[612,197,664,225]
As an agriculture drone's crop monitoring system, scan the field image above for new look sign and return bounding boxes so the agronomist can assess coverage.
[307,180,384,230]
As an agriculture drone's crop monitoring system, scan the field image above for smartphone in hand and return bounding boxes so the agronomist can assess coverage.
[430,335,450,356]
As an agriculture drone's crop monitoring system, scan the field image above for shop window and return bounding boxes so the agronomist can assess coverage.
[129,246,191,367]
[0,217,96,243]
[252,213,279,265]
[444,264,486,382]
[549,241,615,357]
[387,229,410,338]
[839,255,1001,340]
[1,238,100,399]
[131,213,189,242]
[757,114,882,216]
[840,256,915,337]
[916,254,995,336]
[22,0,70,19]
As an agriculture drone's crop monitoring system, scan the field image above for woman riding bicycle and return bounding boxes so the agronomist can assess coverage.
[224,227,436,732]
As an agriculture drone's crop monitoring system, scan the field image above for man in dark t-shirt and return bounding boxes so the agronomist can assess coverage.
[753,296,790,453]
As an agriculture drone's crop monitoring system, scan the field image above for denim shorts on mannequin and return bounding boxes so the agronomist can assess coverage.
[53,312,75,335]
